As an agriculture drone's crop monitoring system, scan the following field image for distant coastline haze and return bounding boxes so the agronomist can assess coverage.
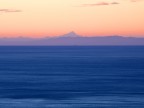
[0,32,144,45]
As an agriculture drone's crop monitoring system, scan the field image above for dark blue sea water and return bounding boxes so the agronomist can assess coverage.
[0,46,144,108]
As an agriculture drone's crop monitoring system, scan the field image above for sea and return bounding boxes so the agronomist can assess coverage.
[0,46,144,108]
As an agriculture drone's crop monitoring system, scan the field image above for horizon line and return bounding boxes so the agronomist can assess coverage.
[0,31,144,39]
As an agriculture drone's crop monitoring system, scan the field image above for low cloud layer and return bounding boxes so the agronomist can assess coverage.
[0,9,22,13]
[130,0,144,2]
[80,0,143,7]
[82,2,120,7]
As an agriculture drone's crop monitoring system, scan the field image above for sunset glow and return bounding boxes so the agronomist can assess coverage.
[0,0,144,38]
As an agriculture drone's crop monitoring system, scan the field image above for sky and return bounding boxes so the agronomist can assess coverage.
[0,0,144,38]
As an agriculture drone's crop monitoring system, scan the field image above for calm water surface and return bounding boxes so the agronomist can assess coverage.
[0,46,144,108]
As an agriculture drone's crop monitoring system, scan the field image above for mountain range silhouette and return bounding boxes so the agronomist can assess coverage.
[0,32,144,45]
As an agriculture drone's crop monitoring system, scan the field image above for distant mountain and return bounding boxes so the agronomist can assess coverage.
[0,32,144,45]
[59,31,80,37]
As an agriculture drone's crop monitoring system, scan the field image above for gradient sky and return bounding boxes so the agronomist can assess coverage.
[0,0,144,38]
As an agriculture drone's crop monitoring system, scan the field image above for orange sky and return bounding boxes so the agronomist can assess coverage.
[0,0,144,38]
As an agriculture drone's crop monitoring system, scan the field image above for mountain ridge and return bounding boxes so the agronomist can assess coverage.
[0,32,144,45]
